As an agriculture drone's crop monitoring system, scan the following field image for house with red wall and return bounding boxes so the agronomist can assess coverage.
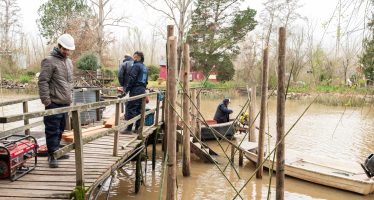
[159,64,217,82]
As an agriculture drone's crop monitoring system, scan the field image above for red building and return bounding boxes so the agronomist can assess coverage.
[159,64,216,82]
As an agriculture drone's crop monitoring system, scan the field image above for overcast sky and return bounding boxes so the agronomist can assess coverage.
[17,0,366,52]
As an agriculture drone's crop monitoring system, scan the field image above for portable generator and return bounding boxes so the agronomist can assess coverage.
[0,135,37,181]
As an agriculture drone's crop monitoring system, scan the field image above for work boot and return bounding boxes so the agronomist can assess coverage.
[58,154,70,160]
[120,129,133,135]
[48,156,58,168]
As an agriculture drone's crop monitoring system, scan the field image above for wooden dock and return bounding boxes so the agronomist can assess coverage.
[0,129,156,199]
[0,92,163,199]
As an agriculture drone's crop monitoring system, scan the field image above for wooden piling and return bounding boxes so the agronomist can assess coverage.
[163,25,174,152]
[249,86,256,142]
[191,89,197,140]
[167,36,177,200]
[137,97,147,140]
[182,43,191,177]
[256,48,269,179]
[113,103,120,156]
[231,145,235,163]
[95,90,101,121]
[239,150,244,166]
[71,110,85,188]
[135,151,142,193]
[22,101,30,135]
[276,27,286,200]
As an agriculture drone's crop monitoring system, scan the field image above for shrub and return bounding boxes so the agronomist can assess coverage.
[148,65,160,79]
[19,75,31,84]
[151,74,159,81]
[76,53,100,71]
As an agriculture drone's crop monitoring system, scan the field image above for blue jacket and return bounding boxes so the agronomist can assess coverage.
[126,60,148,94]
[118,57,134,91]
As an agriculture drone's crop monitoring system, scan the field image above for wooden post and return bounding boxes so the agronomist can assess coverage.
[135,151,142,193]
[196,92,201,140]
[239,150,244,166]
[231,145,235,163]
[163,25,174,152]
[256,48,269,179]
[22,101,30,135]
[276,27,286,200]
[65,112,72,131]
[155,93,160,126]
[167,36,177,200]
[182,43,191,177]
[71,110,85,188]
[95,90,100,121]
[137,97,147,140]
[161,95,165,123]
[191,89,197,140]
[113,103,120,156]
[249,86,256,142]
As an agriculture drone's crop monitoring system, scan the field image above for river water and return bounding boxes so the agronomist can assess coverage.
[98,95,374,200]
[1,92,373,199]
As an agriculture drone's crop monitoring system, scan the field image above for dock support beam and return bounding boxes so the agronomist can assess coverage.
[22,101,30,135]
[276,27,286,200]
[256,47,269,179]
[72,110,85,189]
[113,103,120,156]
[167,35,177,200]
[182,43,191,177]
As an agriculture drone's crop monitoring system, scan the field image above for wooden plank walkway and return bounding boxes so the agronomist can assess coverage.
[0,126,157,200]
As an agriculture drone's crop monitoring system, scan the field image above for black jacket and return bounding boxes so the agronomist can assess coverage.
[118,57,134,91]
[213,102,233,123]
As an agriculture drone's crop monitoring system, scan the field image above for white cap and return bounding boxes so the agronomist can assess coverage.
[57,33,75,50]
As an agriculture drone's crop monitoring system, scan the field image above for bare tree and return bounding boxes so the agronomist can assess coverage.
[89,0,128,60]
[0,0,21,52]
[139,0,194,70]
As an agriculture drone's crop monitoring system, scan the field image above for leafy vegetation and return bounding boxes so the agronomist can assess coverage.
[187,0,257,81]
[147,65,160,81]
[76,53,101,71]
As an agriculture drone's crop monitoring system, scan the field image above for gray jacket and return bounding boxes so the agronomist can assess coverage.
[38,48,73,106]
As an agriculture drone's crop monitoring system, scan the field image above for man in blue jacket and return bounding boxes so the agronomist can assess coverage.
[214,98,233,123]
[118,53,133,93]
[123,51,148,133]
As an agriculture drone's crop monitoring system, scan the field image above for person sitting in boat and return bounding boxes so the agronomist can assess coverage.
[239,112,249,126]
[214,98,233,123]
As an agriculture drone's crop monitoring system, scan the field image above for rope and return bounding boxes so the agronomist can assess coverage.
[231,95,319,200]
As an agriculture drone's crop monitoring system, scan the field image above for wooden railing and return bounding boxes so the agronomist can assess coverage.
[0,91,163,190]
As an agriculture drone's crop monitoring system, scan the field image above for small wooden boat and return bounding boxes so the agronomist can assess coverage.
[243,148,374,195]
[200,120,235,141]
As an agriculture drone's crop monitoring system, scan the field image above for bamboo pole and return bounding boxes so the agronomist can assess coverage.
[22,101,30,135]
[256,48,269,179]
[113,103,120,156]
[196,92,201,139]
[276,27,286,200]
[182,43,191,176]
[167,36,177,200]
[249,86,256,142]
[191,89,197,140]
[71,110,85,188]
[163,25,174,152]
[155,93,160,126]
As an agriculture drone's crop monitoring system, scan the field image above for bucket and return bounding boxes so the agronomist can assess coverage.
[73,89,97,125]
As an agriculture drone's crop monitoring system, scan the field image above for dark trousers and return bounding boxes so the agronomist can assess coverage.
[44,102,68,155]
[125,87,145,131]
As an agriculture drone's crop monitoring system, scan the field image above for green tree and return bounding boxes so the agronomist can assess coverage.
[76,53,100,71]
[37,0,89,43]
[360,10,374,84]
[187,0,257,80]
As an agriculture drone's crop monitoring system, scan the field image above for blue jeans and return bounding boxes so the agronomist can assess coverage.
[44,102,68,155]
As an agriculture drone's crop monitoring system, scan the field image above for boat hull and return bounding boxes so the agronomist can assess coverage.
[200,120,235,141]
[244,151,374,195]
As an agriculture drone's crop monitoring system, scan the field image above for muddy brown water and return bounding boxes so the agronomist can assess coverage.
[1,93,373,199]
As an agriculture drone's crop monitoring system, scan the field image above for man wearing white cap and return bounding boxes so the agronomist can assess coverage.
[38,33,75,168]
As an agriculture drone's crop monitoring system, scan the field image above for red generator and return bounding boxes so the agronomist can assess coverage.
[0,135,37,181]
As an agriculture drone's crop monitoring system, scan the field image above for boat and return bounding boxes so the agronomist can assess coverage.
[200,120,235,141]
[243,148,374,195]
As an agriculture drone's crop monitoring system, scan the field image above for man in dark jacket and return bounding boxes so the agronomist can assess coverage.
[38,33,75,168]
[118,53,134,92]
[214,98,233,123]
[123,51,148,133]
